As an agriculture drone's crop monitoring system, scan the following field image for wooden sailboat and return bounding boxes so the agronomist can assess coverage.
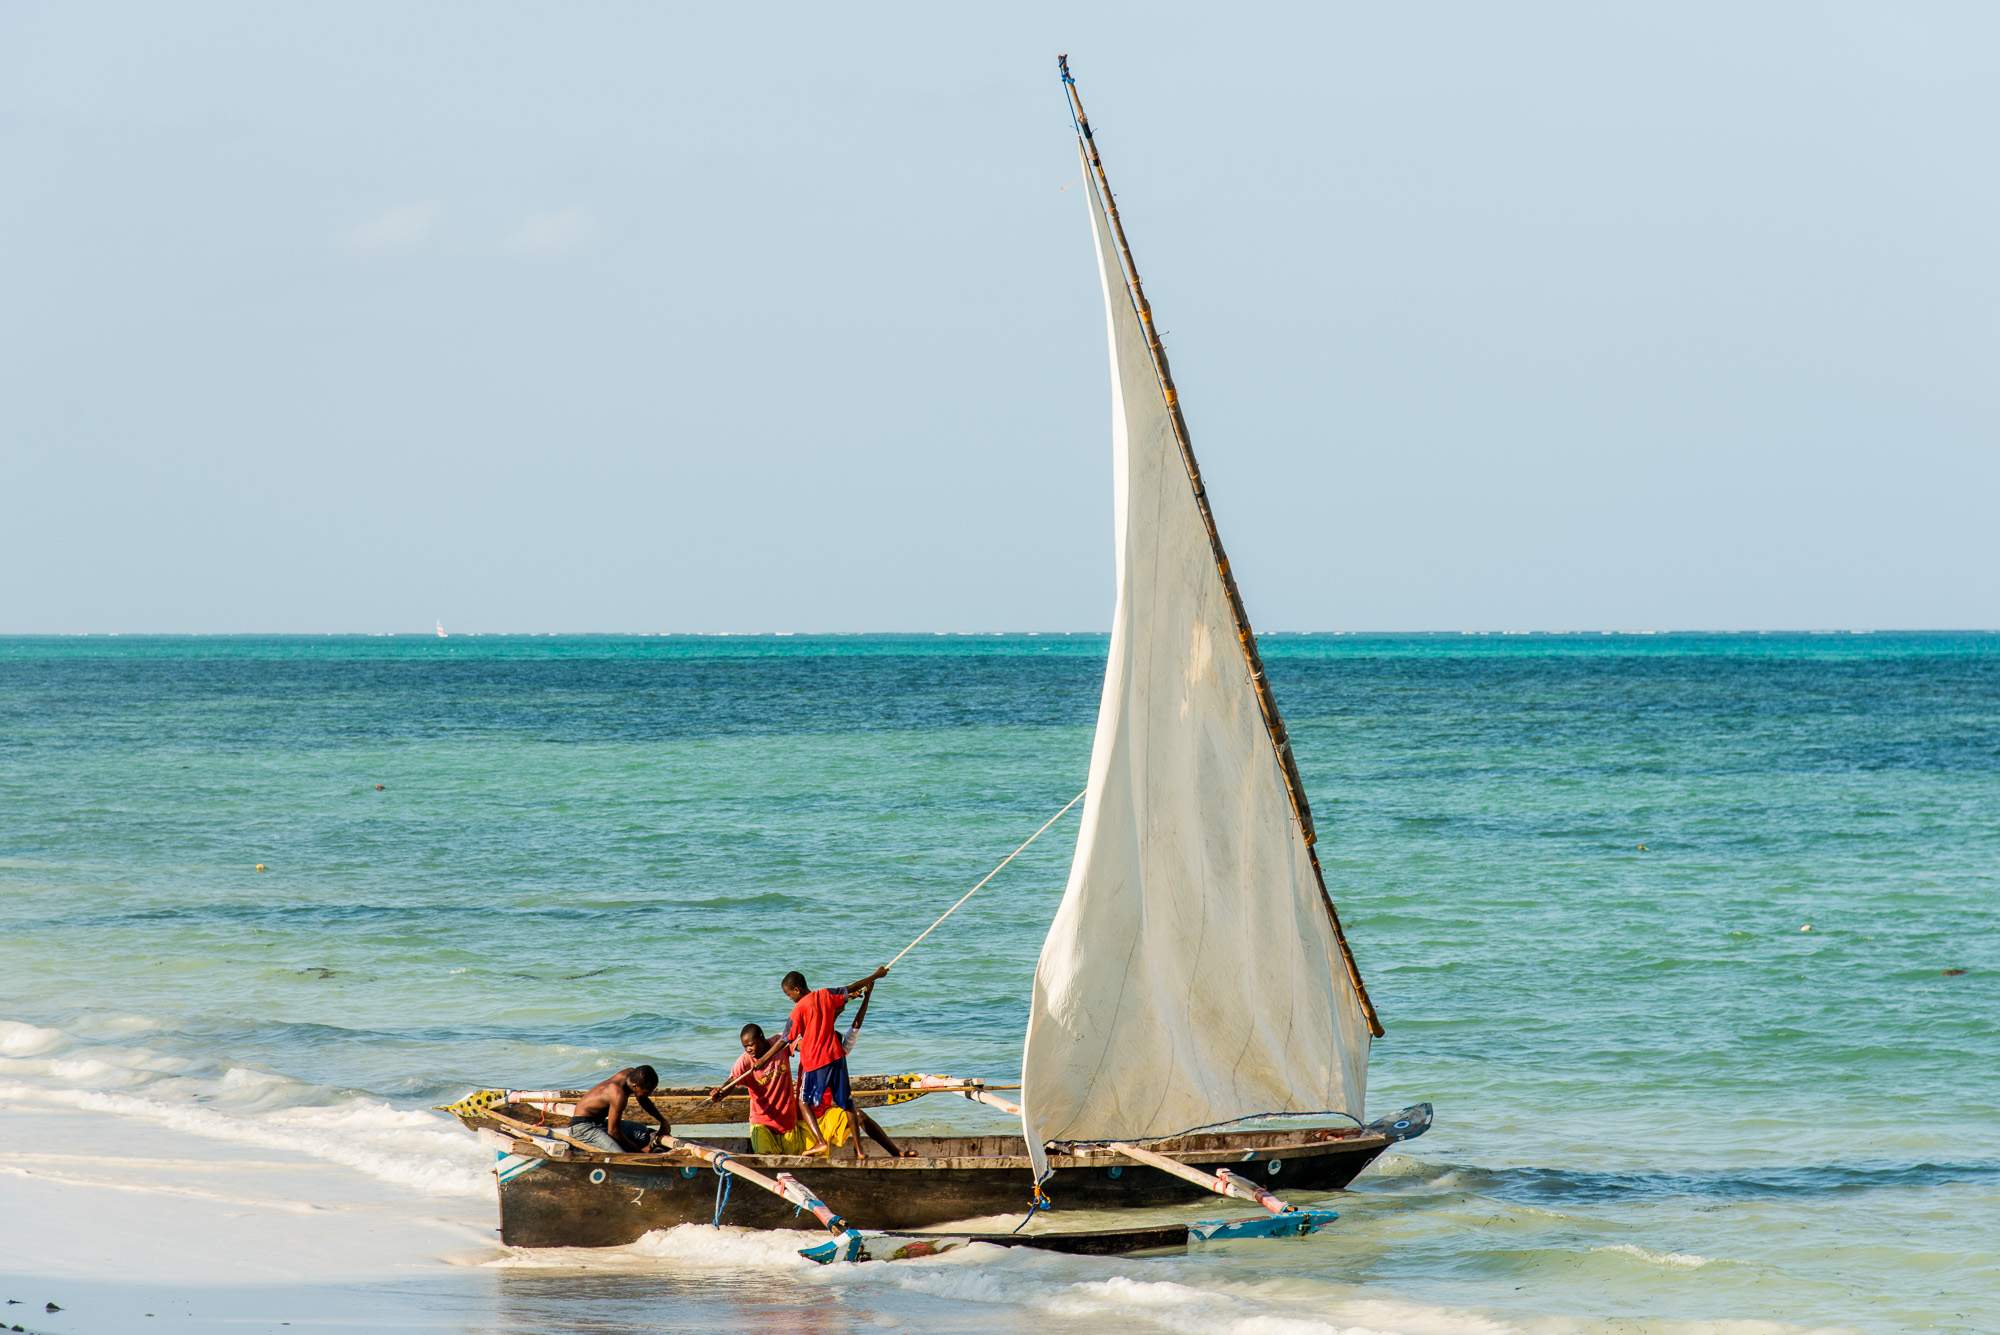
[444,57,1430,1253]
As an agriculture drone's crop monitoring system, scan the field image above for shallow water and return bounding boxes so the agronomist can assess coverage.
[2,632,1995,1334]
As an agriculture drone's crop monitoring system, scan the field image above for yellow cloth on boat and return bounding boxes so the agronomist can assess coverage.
[812,1105,853,1152]
[749,1122,814,1156]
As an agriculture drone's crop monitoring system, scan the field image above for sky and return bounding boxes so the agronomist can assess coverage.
[2,2,1995,633]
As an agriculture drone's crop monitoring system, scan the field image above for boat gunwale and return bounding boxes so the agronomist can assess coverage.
[471,1115,1392,1173]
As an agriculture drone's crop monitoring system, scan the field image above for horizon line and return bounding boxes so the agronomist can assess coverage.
[4,628,1998,639]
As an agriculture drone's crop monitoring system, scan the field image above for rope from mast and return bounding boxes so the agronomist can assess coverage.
[886,789,1087,970]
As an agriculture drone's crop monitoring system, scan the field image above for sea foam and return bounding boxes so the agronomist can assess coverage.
[1591,1243,1717,1269]
[0,1014,490,1199]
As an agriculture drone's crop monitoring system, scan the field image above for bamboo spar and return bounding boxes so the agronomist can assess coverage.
[954,1085,1291,1217]
[1107,1141,1292,1216]
[1056,55,1383,1038]
[652,1132,850,1233]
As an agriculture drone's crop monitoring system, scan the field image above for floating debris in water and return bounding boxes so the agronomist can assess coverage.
[1942,968,1966,976]
[1800,925,1813,932]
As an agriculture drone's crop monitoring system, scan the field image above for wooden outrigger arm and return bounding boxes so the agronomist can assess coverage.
[1107,1141,1292,1216]
[940,1081,1026,1117]
[652,1131,849,1235]
[943,1081,1291,1219]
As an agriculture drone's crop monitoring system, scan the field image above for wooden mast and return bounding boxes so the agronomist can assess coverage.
[1058,55,1383,1038]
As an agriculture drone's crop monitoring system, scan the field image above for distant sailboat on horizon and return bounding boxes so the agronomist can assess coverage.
[436,620,447,638]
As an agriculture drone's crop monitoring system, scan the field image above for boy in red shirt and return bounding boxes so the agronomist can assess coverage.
[720,1023,817,1156]
[780,964,886,1156]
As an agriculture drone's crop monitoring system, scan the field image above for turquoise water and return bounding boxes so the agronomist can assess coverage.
[2,632,1995,1334]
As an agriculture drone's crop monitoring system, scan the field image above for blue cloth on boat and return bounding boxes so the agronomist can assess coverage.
[566,1117,652,1152]
[800,1055,852,1111]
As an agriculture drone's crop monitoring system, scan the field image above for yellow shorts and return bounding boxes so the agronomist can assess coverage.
[810,1105,853,1153]
[749,1122,815,1156]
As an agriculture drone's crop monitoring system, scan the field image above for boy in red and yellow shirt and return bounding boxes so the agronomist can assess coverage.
[722,1023,816,1156]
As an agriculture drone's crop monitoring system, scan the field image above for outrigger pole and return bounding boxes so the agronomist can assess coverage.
[961,1085,1333,1240]
[1107,1141,1291,1215]
[652,1131,861,1252]
[1056,55,1383,1037]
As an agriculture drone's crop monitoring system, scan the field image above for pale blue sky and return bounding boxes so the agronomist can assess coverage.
[3,3,1995,632]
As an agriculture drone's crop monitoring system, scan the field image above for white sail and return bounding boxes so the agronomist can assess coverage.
[1019,153,1373,1179]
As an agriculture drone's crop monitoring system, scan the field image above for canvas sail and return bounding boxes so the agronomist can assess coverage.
[1019,150,1375,1180]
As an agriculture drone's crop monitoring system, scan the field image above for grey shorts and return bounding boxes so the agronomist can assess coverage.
[566,1117,652,1152]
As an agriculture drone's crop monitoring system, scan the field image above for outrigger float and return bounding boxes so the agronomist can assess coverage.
[444,57,1434,1261]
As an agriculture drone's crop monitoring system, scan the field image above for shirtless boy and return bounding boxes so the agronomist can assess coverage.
[567,1065,666,1153]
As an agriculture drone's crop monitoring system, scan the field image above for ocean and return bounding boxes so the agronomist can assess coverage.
[2,632,1994,1335]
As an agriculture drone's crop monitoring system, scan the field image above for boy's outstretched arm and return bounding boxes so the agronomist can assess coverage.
[842,965,890,994]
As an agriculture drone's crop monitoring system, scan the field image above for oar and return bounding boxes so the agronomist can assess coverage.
[1107,1141,1291,1215]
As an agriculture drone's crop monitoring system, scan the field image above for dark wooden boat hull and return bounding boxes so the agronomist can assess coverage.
[492,1126,1405,1248]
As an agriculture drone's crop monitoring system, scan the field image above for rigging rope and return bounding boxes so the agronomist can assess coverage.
[710,1155,734,1226]
[1011,1182,1054,1234]
[834,790,1088,1067]
[885,789,1088,970]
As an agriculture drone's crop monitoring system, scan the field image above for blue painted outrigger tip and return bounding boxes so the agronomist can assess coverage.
[796,1228,868,1264]
[1188,1208,1337,1241]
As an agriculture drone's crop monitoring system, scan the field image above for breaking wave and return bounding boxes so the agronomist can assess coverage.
[0,1016,489,1198]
